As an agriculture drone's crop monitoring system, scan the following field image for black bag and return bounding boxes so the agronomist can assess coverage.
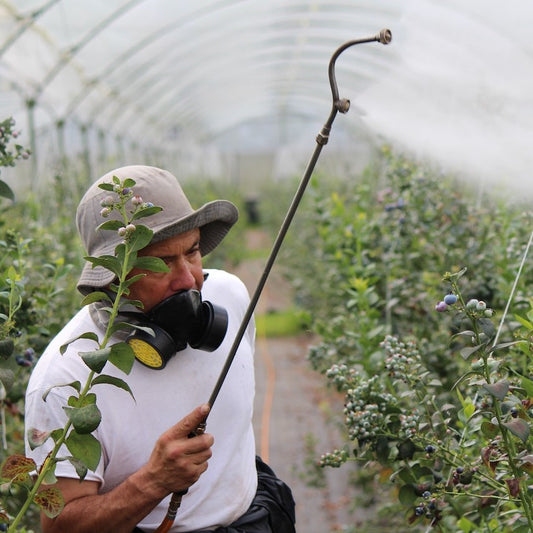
[211,456,296,533]
[133,457,296,533]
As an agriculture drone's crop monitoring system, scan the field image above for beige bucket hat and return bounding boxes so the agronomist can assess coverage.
[76,165,238,295]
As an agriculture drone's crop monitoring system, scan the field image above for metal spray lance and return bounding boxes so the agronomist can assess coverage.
[154,28,392,533]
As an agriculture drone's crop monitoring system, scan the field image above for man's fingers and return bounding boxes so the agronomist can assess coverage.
[174,404,210,438]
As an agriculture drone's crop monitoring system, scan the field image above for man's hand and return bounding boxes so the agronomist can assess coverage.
[142,403,214,498]
[41,404,214,533]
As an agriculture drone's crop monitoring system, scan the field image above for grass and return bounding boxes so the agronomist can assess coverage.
[255,307,310,338]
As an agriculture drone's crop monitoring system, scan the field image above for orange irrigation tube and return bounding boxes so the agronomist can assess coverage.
[258,330,276,463]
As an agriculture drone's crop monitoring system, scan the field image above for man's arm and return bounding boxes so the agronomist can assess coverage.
[41,404,213,533]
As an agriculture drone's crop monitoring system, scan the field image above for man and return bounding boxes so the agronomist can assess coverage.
[24,165,295,532]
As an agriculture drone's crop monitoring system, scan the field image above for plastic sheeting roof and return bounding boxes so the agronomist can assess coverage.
[1,1,532,191]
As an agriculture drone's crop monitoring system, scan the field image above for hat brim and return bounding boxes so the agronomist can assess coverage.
[77,199,238,295]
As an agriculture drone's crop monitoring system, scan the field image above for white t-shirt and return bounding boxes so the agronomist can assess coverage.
[25,269,257,532]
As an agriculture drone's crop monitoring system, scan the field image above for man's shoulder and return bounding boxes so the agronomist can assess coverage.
[202,269,250,304]
[203,269,246,289]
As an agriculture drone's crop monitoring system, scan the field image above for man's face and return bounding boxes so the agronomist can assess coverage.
[127,228,204,312]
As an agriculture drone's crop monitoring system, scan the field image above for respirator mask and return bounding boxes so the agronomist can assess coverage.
[127,289,228,369]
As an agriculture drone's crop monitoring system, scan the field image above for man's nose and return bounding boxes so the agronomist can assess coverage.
[168,260,196,291]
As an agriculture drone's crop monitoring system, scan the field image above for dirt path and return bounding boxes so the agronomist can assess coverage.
[233,230,359,532]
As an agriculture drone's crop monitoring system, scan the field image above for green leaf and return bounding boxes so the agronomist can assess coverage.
[96,220,123,232]
[127,324,154,337]
[518,454,533,474]
[119,298,144,311]
[450,330,475,342]
[0,369,15,393]
[114,242,126,263]
[515,372,533,397]
[481,420,499,439]
[457,515,475,533]
[63,404,101,434]
[34,486,64,518]
[513,314,533,330]
[398,484,417,506]
[397,439,416,459]
[452,371,480,390]
[133,256,170,273]
[108,321,135,336]
[50,428,64,444]
[65,431,101,472]
[127,224,153,253]
[60,332,99,354]
[98,183,115,192]
[396,466,416,484]
[460,345,483,360]
[483,380,510,400]
[80,291,112,306]
[42,381,81,402]
[66,456,88,480]
[504,418,530,443]
[489,340,523,354]
[108,342,135,374]
[80,347,111,373]
[478,318,496,339]
[123,178,136,188]
[131,206,163,220]
[42,461,58,485]
[85,255,122,278]
[122,273,146,288]
[462,402,476,419]
[0,338,14,359]
[78,392,97,406]
[512,523,532,533]
[27,428,51,450]
[91,374,135,400]
[375,436,390,463]
[0,180,14,201]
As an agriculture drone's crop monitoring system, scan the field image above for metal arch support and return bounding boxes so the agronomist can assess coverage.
[0,0,61,58]
[31,0,145,101]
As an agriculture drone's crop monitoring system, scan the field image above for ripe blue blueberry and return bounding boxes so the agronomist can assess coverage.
[425,445,436,453]
[443,294,457,305]
[15,355,31,367]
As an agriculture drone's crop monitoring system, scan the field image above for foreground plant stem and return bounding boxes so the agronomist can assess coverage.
[9,211,139,531]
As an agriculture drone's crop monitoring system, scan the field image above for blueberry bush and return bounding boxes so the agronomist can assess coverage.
[283,147,533,531]
[2,114,533,532]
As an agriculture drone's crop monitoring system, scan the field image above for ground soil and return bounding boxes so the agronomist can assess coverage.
[233,230,361,532]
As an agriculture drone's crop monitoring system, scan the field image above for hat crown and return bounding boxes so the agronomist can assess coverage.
[77,165,194,257]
